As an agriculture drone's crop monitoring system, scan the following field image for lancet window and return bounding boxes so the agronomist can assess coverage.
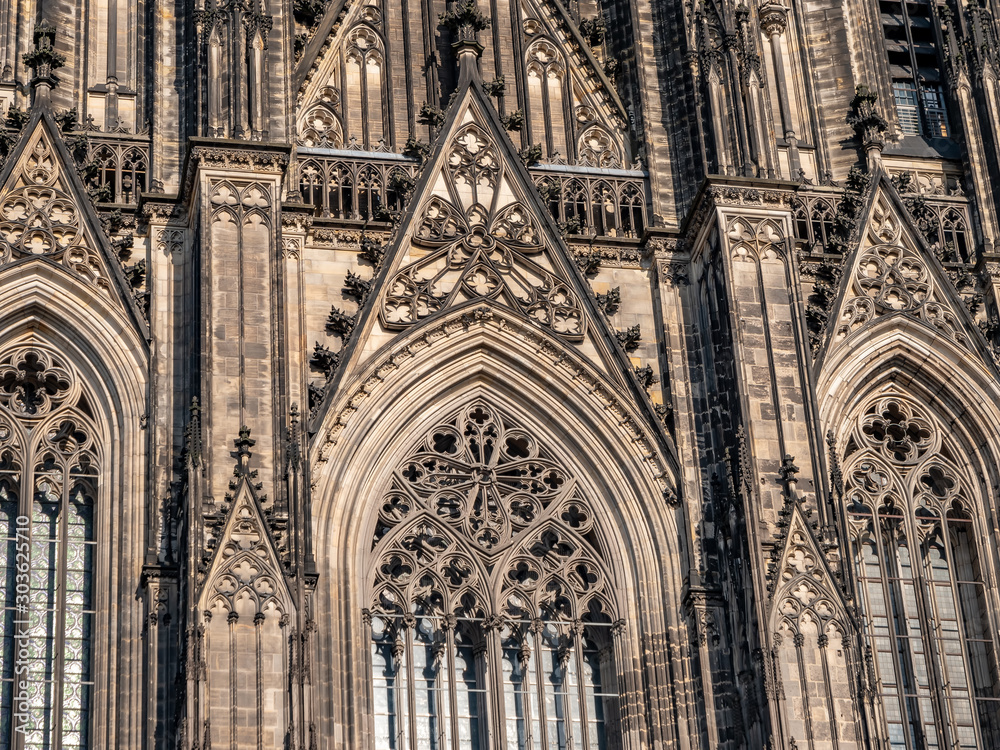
[366,402,623,750]
[0,347,98,750]
[878,0,950,138]
[343,25,387,150]
[842,394,1000,749]
[525,40,570,160]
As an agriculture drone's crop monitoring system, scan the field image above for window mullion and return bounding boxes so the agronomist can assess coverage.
[405,624,417,750]
[882,523,918,750]
[909,517,953,750]
[446,624,458,750]
[573,625,589,750]
[533,626,549,750]
[51,458,70,750]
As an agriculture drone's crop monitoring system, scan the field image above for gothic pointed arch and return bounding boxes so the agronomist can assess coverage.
[0,288,147,749]
[364,400,623,749]
[0,110,148,338]
[307,315,686,748]
[309,72,673,474]
[817,260,1000,749]
[827,385,1000,749]
[195,429,295,750]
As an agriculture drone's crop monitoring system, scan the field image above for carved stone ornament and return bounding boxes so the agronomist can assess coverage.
[369,400,616,624]
[725,215,785,262]
[381,121,586,340]
[833,193,969,349]
[205,495,285,617]
[0,124,110,292]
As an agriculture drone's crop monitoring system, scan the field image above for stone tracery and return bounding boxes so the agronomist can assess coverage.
[0,344,98,750]
[381,121,586,339]
[0,129,109,293]
[367,401,621,750]
[841,391,1000,749]
[834,193,969,347]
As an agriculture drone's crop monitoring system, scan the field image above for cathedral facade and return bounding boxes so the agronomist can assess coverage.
[2,0,1000,748]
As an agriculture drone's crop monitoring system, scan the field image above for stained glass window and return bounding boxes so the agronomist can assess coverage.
[0,348,97,750]
[367,402,622,750]
[843,395,1000,749]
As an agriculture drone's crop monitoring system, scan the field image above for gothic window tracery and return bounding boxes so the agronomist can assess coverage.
[0,347,98,750]
[833,193,969,349]
[366,402,622,750]
[382,121,586,338]
[841,394,1000,749]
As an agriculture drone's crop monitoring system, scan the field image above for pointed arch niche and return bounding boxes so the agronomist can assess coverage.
[309,327,685,750]
[0,267,147,750]
[822,340,1000,750]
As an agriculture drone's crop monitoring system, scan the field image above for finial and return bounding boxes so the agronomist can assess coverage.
[779,454,800,484]
[847,85,887,170]
[23,25,64,103]
[440,0,490,83]
[232,426,255,474]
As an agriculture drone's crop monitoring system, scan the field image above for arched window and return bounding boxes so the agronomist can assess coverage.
[328,162,354,219]
[942,208,969,263]
[366,402,622,750]
[344,25,387,150]
[120,148,147,204]
[810,199,836,250]
[841,394,1000,750]
[578,128,621,169]
[89,146,116,204]
[526,40,569,160]
[299,104,344,148]
[563,180,589,235]
[591,182,616,237]
[618,184,645,238]
[0,347,98,750]
[299,161,324,210]
[357,166,383,221]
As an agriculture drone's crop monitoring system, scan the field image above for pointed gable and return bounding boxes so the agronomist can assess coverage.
[819,174,986,365]
[0,111,147,333]
[329,72,646,392]
[768,492,846,625]
[200,429,292,612]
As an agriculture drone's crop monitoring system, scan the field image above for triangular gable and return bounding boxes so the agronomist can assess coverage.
[310,64,671,461]
[767,494,847,626]
[199,431,293,611]
[517,0,628,137]
[815,172,992,371]
[0,110,148,337]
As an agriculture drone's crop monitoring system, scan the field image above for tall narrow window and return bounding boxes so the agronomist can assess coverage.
[343,25,387,150]
[0,347,98,750]
[842,394,1000,749]
[367,402,622,750]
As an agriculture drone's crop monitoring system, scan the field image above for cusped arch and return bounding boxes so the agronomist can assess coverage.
[818,322,1000,488]
[309,312,684,742]
[0,268,147,749]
